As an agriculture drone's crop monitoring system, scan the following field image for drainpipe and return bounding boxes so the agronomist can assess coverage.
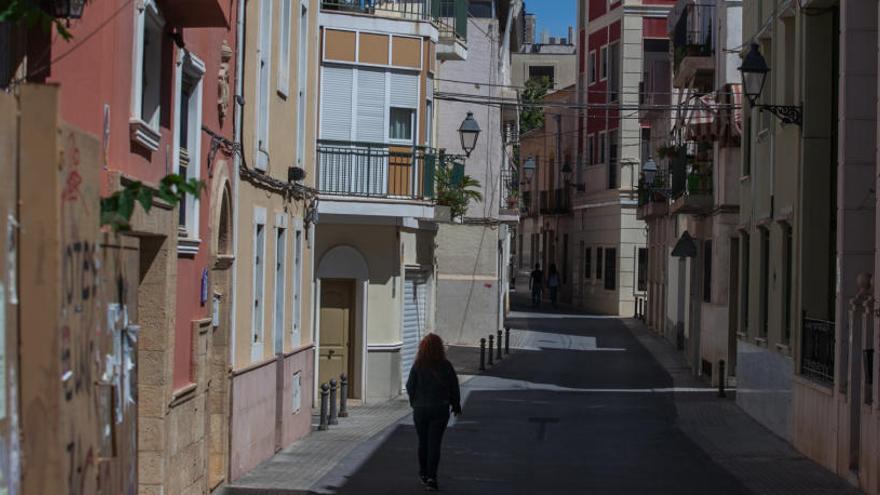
[230,0,246,366]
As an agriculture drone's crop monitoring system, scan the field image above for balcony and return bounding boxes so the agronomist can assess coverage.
[669,167,712,215]
[801,317,835,386]
[316,140,436,216]
[321,0,467,59]
[539,188,571,215]
[636,174,670,220]
[669,1,715,89]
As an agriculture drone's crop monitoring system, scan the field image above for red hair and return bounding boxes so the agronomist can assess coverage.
[414,333,446,369]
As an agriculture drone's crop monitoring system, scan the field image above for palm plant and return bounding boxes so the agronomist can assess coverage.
[435,164,483,220]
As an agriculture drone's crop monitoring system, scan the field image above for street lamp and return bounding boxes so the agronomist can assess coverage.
[561,161,573,183]
[458,112,481,157]
[738,43,802,126]
[641,157,658,187]
[52,0,86,19]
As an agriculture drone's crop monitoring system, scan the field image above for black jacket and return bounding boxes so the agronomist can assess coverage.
[406,359,462,414]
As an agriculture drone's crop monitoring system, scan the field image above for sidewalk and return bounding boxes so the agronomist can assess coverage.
[625,318,864,495]
[218,398,412,495]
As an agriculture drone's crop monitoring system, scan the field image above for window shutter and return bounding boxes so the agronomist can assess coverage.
[320,66,353,141]
[390,71,419,109]
[357,68,386,143]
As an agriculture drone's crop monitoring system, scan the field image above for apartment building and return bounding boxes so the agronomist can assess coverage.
[228,0,320,481]
[573,0,674,315]
[434,0,521,345]
[2,0,238,492]
[511,38,578,91]
[637,0,743,385]
[518,87,578,304]
[313,0,468,401]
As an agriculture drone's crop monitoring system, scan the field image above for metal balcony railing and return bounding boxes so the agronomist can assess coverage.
[321,0,467,41]
[637,173,669,207]
[672,3,715,72]
[801,317,835,386]
[317,140,436,200]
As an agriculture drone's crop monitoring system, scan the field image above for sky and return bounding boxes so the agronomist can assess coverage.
[527,0,578,42]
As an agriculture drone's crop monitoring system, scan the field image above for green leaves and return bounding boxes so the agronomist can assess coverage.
[0,0,74,40]
[435,162,483,220]
[520,76,552,135]
[101,174,204,232]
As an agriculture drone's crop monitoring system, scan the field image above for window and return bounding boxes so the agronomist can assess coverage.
[255,0,273,170]
[604,248,617,290]
[130,0,165,150]
[468,0,494,17]
[598,131,606,165]
[608,42,620,102]
[587,134,595,165]
[783,224,793,344]
[760,228,770,338]
[640,127,651,165]
[252,211,267,359]
[277,0,292,96]
[175,52,205,242]
[740,232,750,335]
[607,130,618,189]
[596,247,603,279]
[600,46,608,80]
[291,228,304,347]
[274,225,287,353]
[703,240,712,303]
[783,18,796,105]
[585,247,592,279]
[528,65,555,87]
[637,247,648,292]
[589,50,597,84]
[390,107,414,141]
[426,100,434,147]
[296,1,309,166]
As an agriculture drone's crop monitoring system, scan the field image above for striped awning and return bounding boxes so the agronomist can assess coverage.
[717,83,743,145]
[684,92,718,141]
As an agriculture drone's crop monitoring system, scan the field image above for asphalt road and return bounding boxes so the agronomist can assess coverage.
[326,307,754,495]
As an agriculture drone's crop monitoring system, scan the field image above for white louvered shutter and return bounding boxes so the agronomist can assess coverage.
[320,66,354,194]
[357,68,387,195]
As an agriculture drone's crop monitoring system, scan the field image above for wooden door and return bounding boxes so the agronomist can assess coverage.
[319,280,354,389]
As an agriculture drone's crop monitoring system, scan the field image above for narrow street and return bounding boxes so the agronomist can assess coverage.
[310,301,862,495]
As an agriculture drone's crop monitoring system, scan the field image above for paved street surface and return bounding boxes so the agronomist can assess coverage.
[228,299,865,495]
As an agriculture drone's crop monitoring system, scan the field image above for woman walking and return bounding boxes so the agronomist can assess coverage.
[406,333,462,492]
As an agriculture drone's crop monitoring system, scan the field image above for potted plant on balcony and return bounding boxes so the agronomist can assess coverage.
[435,164,483,222]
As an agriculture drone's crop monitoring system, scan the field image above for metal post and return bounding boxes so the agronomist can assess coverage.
[497,330,503,360]
[479,338,486,371]
[318,383,330,431]
[488,335,494,366]
[339,373,349,418]
[718,360,726,398]
[329,378,339,425]
[505,327,510,355]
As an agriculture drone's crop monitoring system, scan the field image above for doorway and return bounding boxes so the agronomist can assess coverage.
[319,280,356,396]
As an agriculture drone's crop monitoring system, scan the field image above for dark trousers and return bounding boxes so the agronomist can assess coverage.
[413,406,450,479]
[531,287,542,307]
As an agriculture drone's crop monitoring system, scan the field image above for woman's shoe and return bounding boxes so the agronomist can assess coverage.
[419,475,428,486]
[425,479,438,492]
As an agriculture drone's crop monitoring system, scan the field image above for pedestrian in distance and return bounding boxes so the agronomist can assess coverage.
[548,263,560,308]
[529,263,544,308]
[406,333,462,492]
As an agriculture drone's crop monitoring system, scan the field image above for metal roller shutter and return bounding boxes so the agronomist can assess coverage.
[402,271,427,388]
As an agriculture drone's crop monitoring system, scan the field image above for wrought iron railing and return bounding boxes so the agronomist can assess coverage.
[637,172,669,207]
[321,0,466,41]
[801,317,835,385]
[672,3,715,72]
[672,168,712,200]
[316,140,436,200]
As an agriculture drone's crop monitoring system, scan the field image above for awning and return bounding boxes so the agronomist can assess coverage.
[683,92,718,141]
[716,83,743,145]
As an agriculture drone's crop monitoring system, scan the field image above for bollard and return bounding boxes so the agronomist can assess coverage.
[718,360,727,398]
[479,338,486,371]
[339,373,349,418]
[488,335,494,366]
[505,327,511,355]
[329,378,339,425]
[497,330,503,361]
[318,383,330,431]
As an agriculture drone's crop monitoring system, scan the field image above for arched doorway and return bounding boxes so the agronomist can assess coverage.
[317,245,369,401]
[208,180,234,490]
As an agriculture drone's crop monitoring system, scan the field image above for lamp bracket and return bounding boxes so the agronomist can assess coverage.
[759,105,802,127]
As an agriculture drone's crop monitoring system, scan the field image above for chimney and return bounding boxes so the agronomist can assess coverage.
[549,36,556,45]
[568,26,574,44]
